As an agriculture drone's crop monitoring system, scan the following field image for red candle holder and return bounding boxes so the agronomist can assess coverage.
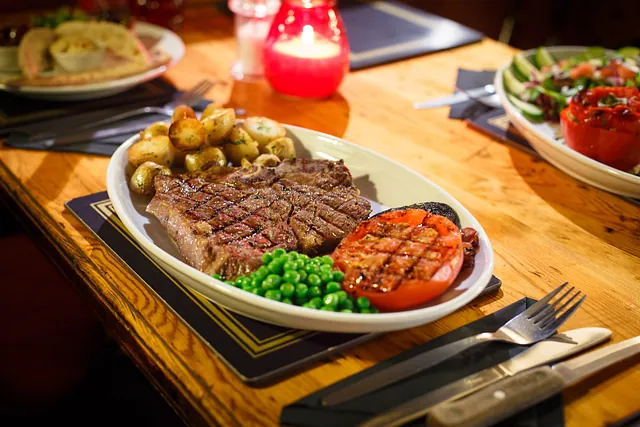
[263,0,350,99]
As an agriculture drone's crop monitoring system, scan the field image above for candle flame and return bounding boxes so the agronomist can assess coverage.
[301,25,315,45]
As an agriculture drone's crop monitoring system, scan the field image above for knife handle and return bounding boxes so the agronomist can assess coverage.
[427,366,565,427]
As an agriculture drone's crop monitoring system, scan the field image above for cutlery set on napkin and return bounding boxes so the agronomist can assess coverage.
[282,283,640,427]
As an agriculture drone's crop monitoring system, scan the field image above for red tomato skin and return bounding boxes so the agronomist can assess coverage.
[561,108,640,171]
[331,210,464,312]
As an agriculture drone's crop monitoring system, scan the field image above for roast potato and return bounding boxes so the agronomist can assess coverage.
[253,154,281,167]
[128,135,176,168]
[263,137,296,160]
[184,146,227,172]
[201,108,236,146]
[140,121,170,139]
[242,116,286,152]
[171,105,197,122]
[129,161,172,195]
[223,125,259,165]
[201,103,226,120]
[169,118,206,151]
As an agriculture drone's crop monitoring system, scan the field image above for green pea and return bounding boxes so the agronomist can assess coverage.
[262,275,281,290]
[307,273,322,287]
[339,299,354,311]
[340,309,353,313]
[302,302,312,309]
[325,281,342,294]
[298,254,310,263]
[308,297,322,309]
[321,255,334,266]
[335,290,349,304]
[370,306,380,313]
[323,293,340,309]
[359,308,373,314]
[225,280,235,286]
[235,276,250,288]
[320,271,333,284]
[267,260,284,275]
[320,305,336,311]
[319,263,333,272]
[241,284,254,292]
[261,252,273,265]
[308,285,322,299]
[250,276,262,288]
[298,270,308,282]
[332,270,345,283]
[265,289,282,301]
[272,248,286,258]
[282,297,293,305]
[280,282,296,298]
[286,252,299,261]
[283,261,298,272]
[304,263,320,275]
[356,297,371,310]
[251,288,266,296]
[254,266,269,280]
[283,270,301,284]
[295,283,309,300]
[212,273,222,280]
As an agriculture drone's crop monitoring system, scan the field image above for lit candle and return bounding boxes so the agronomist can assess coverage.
[264,8,350,99]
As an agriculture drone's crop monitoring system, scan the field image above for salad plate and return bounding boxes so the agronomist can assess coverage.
[495,46,640,198]
[106,125,494,333]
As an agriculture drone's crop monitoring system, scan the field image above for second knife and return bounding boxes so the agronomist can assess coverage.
[358,327,612,427]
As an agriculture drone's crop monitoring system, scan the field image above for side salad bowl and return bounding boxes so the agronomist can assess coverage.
[494,46,640,198]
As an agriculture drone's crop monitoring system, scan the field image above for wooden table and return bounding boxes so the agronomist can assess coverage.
[2,6,639,427]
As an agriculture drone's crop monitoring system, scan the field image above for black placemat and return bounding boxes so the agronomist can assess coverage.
[65,191,502,386]
[340,0,483,70]
[280,298,565,427]
[0,78,177,132]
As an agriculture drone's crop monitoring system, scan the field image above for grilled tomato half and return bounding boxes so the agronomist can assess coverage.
[331,208,464,312]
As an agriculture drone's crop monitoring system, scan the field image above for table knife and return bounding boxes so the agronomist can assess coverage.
[428,335,640,427]
[413,84,496,109]
[357,327,611,427]
[35,122,149,148]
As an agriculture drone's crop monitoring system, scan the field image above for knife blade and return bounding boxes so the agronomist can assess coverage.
[428,335,640,427]
[413,84,496,109]
[357,327,611,427]
[35,122,149,148]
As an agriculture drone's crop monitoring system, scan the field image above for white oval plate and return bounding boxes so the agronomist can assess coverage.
[106,126,495,333]
[0,22,185,101]
[494,46,640,198]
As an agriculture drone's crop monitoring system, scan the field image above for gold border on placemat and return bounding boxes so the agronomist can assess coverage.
[90,199,318,358]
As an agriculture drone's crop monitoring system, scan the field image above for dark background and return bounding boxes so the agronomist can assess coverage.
[0,0,638,49]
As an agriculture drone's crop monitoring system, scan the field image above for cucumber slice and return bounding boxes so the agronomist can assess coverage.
[538,86,568,105]
[618,46,640,59]
[503,68,526,96]
[535,47,555,68]
[507,93,544,121]
[513,53,543,81]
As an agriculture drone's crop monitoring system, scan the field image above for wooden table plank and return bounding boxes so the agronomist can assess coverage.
[1,6,639,426]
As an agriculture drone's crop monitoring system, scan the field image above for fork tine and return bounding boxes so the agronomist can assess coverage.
[180,80,214,107]
[173,80,208,104]
[523,282,569,318]
[179,80,210,104]
[539,290,582,329]
[541,294,587,332]
[532,286,575,324]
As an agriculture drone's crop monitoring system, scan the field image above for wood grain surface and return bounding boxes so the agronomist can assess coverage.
[1,5,639,427]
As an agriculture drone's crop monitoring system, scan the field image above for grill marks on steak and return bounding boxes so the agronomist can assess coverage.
[146,159,371,279]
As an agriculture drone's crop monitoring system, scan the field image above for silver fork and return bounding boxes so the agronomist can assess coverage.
[81,79,215,129]
[321,282,586,407]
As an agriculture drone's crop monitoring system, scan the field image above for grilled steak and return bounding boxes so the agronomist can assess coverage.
[146,159,372,279]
